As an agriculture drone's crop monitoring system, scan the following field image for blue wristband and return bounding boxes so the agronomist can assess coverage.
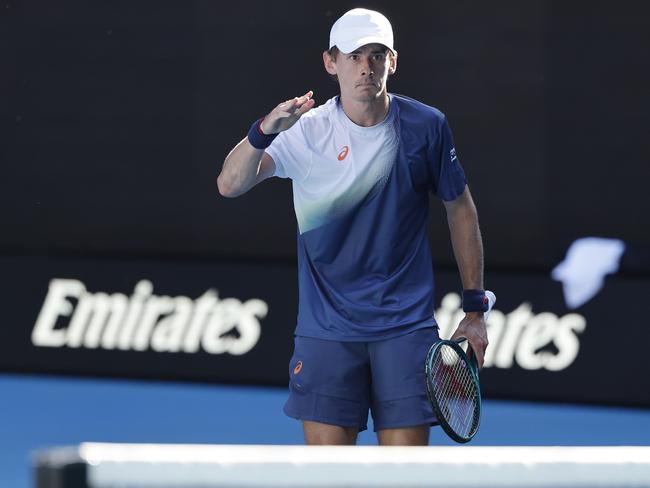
[462,289,489,312]
[247,118,278,149]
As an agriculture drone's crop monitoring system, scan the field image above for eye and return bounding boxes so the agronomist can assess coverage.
[373,54,386,61]
[349,54,359,61]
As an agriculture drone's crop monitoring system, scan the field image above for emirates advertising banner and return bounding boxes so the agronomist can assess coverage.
[0,256,297,386]
[1,242,647,407]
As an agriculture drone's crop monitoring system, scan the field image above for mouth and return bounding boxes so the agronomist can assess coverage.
[356,80,379,88]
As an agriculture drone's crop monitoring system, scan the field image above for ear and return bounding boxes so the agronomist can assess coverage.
[388,51,398,75]
[323,50,337,76]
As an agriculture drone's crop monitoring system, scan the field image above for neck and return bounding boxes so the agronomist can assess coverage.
[339,91,390,127]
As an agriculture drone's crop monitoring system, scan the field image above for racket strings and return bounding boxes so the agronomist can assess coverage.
[429,344,480,439]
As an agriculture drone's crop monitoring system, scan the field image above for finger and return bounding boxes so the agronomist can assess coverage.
[279,92,312,118]
[278,98,299,112]
[449,330,466,342]
[293,90,312,101]
[294,95,313,113]
[295,90,313,105]
[468,338,485,369]
[296,98,315,116]
[288,100,313,119]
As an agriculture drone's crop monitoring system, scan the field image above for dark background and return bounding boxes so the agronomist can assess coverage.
[2,1,650,408]
[3,0,649,271]
[2,7,649,485]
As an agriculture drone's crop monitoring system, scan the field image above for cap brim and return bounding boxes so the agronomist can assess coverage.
[335,36,395,54]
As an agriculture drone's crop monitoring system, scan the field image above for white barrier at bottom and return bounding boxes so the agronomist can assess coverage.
[34,443,650,488]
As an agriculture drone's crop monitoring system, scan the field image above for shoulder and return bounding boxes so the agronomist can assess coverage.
[391,93,447,126]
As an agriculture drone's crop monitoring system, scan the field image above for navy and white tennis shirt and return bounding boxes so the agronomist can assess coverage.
[265,94,467,341]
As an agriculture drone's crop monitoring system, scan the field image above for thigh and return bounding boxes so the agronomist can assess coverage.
[369,327,440,432]
[377,425,430,446]
[303,420,359,445]
[283,336,372,431]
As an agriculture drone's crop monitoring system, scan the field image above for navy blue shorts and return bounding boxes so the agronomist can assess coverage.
[283,327,440,432]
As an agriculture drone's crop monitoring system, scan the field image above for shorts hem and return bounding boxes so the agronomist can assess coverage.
[283,407,368,432]
[371,393,438,432]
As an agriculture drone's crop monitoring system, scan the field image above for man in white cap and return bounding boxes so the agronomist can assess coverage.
[218,8,489,445]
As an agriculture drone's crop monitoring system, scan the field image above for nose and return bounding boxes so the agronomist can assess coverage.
[360,58,374,77]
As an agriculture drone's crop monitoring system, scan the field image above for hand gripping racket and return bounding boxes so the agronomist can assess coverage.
[424,291,496,443]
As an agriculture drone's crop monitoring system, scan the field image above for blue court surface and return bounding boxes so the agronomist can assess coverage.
[1,373,649,488]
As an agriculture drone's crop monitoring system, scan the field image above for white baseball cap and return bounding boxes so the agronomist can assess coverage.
[329,8,394,54]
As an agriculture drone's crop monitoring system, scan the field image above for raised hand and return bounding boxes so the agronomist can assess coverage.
[260,90,315,135]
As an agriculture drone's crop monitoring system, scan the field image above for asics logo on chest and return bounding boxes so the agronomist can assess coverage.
[337,145,350,161]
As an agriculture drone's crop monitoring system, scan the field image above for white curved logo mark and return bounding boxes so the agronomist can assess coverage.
[551,237,626,309]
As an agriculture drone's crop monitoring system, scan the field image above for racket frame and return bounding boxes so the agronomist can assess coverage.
[424,338,482,443]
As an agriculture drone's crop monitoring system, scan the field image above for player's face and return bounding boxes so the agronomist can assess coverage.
[324,43,397,102]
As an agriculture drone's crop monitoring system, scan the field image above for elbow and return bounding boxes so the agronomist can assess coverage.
[217,173,238,198]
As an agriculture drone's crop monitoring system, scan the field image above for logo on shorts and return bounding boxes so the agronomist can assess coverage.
[293,360,303,375]
[337,145,350,161]
[450,147,458,162]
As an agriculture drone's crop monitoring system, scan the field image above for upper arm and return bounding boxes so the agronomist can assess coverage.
[443,185,474,217]
[427,115,467,200]
[255,151,277,185]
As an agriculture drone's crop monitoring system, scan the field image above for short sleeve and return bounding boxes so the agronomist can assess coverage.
[264,120,312,181]
[428,116,467,201]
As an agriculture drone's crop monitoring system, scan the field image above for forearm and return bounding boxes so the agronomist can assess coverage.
[445,188,489,365]
[445,190,484,291]
[217,91,315,198]
[218,137,266,198]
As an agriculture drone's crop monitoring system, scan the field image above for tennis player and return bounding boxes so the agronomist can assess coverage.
[218,8,489,446]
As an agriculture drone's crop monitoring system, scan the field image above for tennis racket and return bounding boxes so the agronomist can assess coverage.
[424,291,496,443]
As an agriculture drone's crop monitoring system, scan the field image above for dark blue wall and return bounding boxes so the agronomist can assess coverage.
[3,0,649,270]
